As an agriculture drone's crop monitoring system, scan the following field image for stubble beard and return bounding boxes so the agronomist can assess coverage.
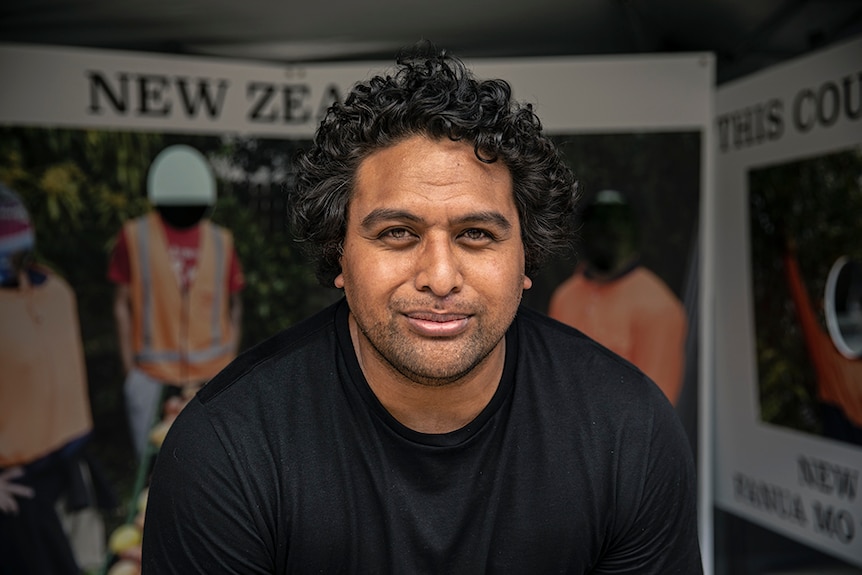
[355,298,520,388]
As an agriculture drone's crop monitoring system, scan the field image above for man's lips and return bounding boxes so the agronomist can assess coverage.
[404,311,471,337]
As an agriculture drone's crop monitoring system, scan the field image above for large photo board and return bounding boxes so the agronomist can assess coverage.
[0,42,714,570]
[714,35,862,567]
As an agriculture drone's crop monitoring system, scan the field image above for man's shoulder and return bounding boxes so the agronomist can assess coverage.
[198,300,342,404]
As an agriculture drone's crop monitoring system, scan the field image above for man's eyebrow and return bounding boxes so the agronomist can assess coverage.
[453,211,513,231]
[359,209,513,231]
[359,208,423,230]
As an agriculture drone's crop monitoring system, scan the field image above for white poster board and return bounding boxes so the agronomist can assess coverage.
[714,35,862,567]
[0,42,715,570]
[0,43,711,135]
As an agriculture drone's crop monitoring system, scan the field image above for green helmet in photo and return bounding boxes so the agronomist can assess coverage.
[147,145,216,206]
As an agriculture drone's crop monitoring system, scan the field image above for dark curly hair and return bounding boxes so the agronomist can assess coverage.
[289,43,578,286]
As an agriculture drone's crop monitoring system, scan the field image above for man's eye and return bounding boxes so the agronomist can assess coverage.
[461,228,493,242]
[380,228,414,241]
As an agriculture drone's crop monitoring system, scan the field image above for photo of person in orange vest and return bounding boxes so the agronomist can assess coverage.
[548,189,688,405]
[784,241,862,445]
[0,184,94,574]
[108,144,245,458]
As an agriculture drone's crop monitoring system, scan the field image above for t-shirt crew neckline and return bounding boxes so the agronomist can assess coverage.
[334,298,518,448]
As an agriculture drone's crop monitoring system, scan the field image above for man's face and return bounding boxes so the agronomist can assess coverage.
[335,135,531,387]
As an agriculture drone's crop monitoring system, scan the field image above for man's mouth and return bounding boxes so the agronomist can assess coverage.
[404,311,471,337]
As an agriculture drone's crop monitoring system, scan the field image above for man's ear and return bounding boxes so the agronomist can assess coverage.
[334,273,345,289]
[523,275,533,290]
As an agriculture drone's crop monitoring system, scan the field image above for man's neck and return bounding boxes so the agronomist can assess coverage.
[348,314,505,434]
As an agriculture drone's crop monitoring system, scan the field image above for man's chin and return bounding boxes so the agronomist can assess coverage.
[390,349,490,388]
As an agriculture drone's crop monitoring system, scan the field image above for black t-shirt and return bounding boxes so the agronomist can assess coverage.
[143,299,702,574]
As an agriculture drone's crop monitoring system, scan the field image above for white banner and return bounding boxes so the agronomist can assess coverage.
[714,35,862,567]
[0,43,711,135]
[0,43,388,136]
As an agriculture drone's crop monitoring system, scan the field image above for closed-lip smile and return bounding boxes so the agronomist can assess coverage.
[405,311,471,337]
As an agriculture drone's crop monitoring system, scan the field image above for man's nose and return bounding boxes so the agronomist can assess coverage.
[413,235,463,296]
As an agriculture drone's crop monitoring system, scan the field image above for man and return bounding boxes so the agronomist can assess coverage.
[0,185,93,574]
[549,190,688,405]
[143,47,702,573]
[108,144,244,458]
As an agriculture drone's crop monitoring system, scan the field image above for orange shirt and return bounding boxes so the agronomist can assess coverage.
[549,266,687,405]
[784,251,862,427]
[0,269,92,466]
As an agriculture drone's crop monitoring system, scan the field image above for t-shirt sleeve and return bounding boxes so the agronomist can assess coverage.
[107,229,131,285]
[599,380,703,574]
[142,398,271,574]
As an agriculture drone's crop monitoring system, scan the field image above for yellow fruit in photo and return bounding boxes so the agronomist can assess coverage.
[108,523,142,554]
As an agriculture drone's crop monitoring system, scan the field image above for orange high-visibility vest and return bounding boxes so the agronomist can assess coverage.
[0,269,92,466]
[549,266,688,405]
[125,212,236,385]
